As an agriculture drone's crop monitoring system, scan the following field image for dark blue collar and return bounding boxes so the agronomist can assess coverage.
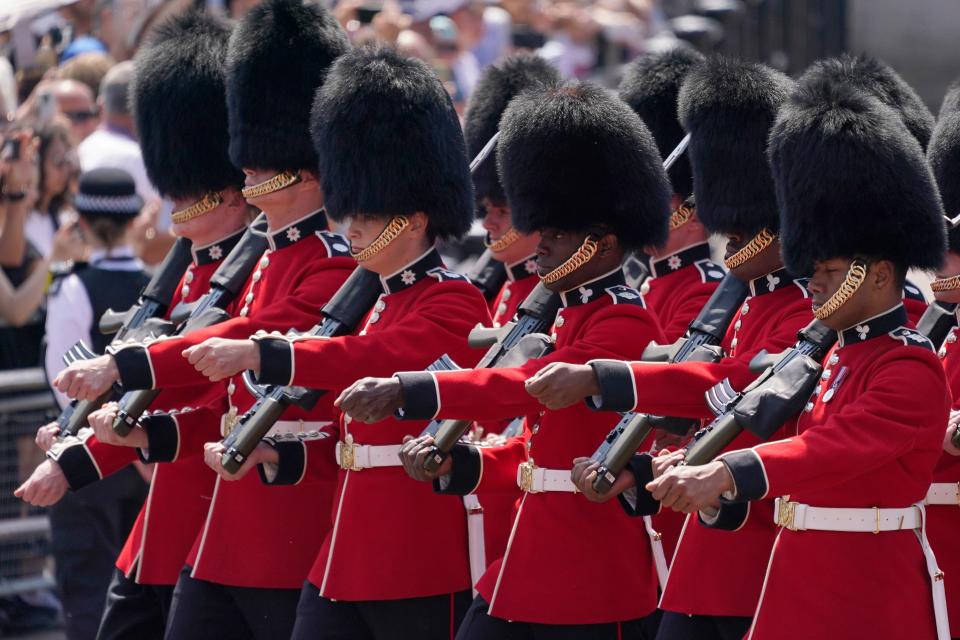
[558,268,626,307]
[748,267,798,297]
[380,248,445,294]
[260,209,328,251]
[506,254,539,282]
[191,227,246,266]
[839,304,908,347]
[649,242,711,279]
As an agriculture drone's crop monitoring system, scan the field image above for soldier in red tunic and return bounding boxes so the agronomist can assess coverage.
[51,1,355,638]
[643,78,951,640]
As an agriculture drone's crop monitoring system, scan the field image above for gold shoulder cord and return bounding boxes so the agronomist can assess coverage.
[171,192,223,224]
[931,275,960,292]
[241,171,301,200]
[669,204,695,230]
[541,236,599,284]
[813,260,868,320]
[353,215,410,263]
[485,227,521,252]
[724,228,776,270]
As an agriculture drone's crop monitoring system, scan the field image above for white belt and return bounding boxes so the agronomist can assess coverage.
[642,516,669,590]
[267,420,331,438]
[463,495,486,596]
[335,435,402,471]
[774,499,949,640]
[516,460,577,493]
[925,483,960,506]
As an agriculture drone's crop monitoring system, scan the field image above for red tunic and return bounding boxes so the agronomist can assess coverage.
[589,267,813,617]
[718,305,948,640]
[396,268,667,625]
[110,210,356,588]
[251,248,492,601]
[489,255,539,327]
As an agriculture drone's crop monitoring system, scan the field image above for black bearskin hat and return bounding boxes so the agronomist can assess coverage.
[463,54,559,210]
[678,56,793,237]
[770,80,945,275]
[497,82,671,252]
[929,80,960,253]
[311,46,473,241]
[619,47,704,198]
[799,54,935,149]
[132,11,243,199]
[226,0,349,172]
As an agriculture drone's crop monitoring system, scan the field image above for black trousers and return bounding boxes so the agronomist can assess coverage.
[96,568,173,640]
[290,580,472,640]
[163,567,300,640]
[654,611,752,640]
[455,595,661,640]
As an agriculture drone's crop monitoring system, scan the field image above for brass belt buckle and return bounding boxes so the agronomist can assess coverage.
[776,498,798,531]
[518,459,540,493]
[338,434,360,471]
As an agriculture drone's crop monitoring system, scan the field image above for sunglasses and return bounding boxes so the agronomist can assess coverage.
[63,110,98,123]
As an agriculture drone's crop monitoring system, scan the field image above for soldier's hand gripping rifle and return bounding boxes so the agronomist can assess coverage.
[588,273,749,492]
[55,237,194,438]
[218,267,384,474]
[416,282,562,474]
[110,216,270,436]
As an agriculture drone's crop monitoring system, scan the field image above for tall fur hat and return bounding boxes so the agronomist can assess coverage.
[463,54,559,210]
[311,46,473,241]
[497,82,671,252]
[226,0,349,172]
[799,54,934,149]
[678,57,793,237]
[131,11,243,199]
[770,79,945,275]
[929,80,960,253]
[619,48,704,198]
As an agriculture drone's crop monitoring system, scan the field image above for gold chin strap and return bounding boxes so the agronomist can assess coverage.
[931,275,960,293]
[171,192,223,225]
[485,227,521,252]
[241,171,302,200]
[541,236,599,285]
[724,229,776,270]
[669,204,695,230]
[352,215,410,263]
[814,260,868,320]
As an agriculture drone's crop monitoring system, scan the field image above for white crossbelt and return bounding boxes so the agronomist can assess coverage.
[774,499,949,640]
[516,460,577,493]
[925,483,960,506]
[335,436,403,471]
[642,516,669,590]
[267,420,332,437]
[463,495,486,596]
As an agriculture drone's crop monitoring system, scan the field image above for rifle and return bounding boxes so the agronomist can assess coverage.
[417,282,562,473]
[55,238,194,438]
[111,216,270,436]
[468,249,508,302]
[219,267,383,473]
[589,273,749,492]
[917,300,958,351]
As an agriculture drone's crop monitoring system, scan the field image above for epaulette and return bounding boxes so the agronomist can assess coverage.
[888,326,934,351]
[693,259,726,284]
[427,266,471,283]
[792,277,812,298]
[903,280,927,303]
[315,231,353,257]
[605,284,646,307]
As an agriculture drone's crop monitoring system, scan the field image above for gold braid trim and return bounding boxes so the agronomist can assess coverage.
[541,236,599,284]
[669,204,695,230]
[171,192,223,224]
[724,229,776,269]
[240,171,301,200]
[931,275,960,293]
[813,260,868,320]
[485,227,522,252]
[352,216,410,263]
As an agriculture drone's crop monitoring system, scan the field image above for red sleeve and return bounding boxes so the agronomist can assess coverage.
[138,396,230,463]
[660,284,715,343]
[257,424,340,486]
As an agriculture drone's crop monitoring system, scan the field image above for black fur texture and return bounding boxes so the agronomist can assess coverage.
[928,80,960,253]
[770,79,945,275]
[463,54,559,210]
[497,82,671,252]
[678,57,793,237]
[226,0,349,172]
[310,46,473,241]
[619,48,704,198]
[132,11,243,199]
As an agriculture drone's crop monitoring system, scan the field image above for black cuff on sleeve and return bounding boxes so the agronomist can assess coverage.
[254,338,294,386]
[48,441,101,490]
[699,501,750,531]
[432,443,481,496]
[257,438,306,486]
[617,453,661,517]
[721,450,767,502]
[110,346,154,390]
[137,414,180,463]
[587,360,636,412]
[395,372,439,420]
